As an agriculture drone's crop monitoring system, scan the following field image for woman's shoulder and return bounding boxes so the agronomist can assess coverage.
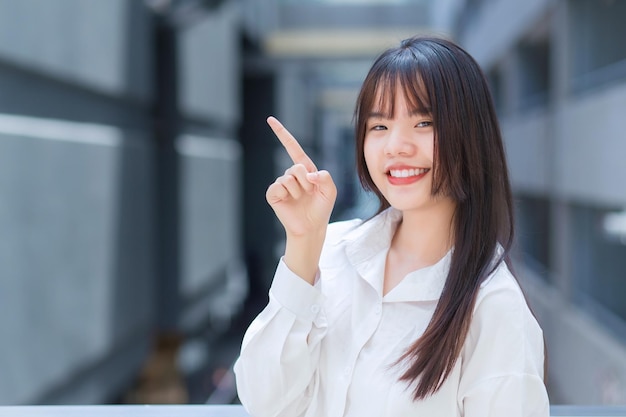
[462,262,546,383]
[475,263,528,314]
[471,262,543,341]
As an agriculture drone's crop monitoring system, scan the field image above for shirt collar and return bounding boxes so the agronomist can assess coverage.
[342,207,402,264]
[384,250,451,302]
[340,207,450,302]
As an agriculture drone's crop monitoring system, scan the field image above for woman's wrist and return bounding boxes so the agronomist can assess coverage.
[284,229,326,285]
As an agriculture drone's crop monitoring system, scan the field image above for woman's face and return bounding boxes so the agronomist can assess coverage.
[363,87,454,214]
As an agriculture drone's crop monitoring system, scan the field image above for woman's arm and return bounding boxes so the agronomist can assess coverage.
[234,259,328,417]
[235,117,336,416]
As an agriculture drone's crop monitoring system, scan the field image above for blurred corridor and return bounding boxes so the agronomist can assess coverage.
[0,0,624,407]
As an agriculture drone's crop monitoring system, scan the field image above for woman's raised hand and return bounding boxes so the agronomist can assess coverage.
[265,116,337,283]
[266,116,337,237]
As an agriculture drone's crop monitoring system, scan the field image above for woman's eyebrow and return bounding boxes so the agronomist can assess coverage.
[367,108,431,119]
[410,108,432,116]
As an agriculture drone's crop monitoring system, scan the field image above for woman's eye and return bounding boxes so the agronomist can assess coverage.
[416,121,432,128]
[370,125,387,131]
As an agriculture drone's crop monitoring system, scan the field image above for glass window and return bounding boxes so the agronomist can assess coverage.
[486,66,504,115]
[569,0,626,92]
[517,38,550,111]
[515,194,552,281]
[570,203,626,333]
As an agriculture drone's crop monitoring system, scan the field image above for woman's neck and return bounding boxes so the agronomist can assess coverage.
[391,202,455,268]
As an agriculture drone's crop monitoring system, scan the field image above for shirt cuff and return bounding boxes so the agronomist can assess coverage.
[270,257,325,322]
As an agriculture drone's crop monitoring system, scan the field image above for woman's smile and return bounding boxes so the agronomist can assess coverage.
[387,166,431,185]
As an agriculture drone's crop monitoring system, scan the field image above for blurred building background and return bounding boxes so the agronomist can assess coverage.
[433,0,626,405]
[0,0,624,407]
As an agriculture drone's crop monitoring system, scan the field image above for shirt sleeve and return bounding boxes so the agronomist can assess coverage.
[234,258,328,417]
[458,270,550,417]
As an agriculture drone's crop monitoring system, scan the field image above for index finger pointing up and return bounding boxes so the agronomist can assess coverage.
[267,116,317,172]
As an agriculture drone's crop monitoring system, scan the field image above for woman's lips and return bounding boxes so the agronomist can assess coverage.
[387,167,430,185]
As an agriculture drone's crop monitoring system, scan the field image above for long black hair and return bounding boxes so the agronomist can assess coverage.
[354,35,515,400]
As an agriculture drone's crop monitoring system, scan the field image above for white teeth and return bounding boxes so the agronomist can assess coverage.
[389,168,429,178]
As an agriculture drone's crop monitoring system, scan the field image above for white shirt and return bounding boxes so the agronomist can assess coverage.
[235,208,549,417]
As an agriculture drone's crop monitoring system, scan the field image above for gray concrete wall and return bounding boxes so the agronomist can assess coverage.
[460,0,551,69]
[504,79,626,404]
[0,0,245,404]
[276,63,314,145]
[521,269,626,404]
[554,83,626,206]
[0,0,153,101]
[501,110,551,194]
[0,117,154,404]
[179,2,241,126]
[503,57,626,207]
[177,134,246,333]
[177,1,246,334]
[0,1,156,404]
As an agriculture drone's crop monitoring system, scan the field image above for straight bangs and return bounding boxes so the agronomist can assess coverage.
[370,69,431,119]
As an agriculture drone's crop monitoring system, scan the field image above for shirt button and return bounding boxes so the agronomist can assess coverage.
[374,304,382,315]
[310,304,320,314]
[343,366,351,377]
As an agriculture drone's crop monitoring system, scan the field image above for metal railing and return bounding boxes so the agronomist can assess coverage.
[0,405,245,417]
[0,405,625,416]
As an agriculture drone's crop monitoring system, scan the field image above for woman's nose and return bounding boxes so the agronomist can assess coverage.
[384,128,414,156]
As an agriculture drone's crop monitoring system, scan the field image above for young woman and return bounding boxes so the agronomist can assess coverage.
[234,35,549,417]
